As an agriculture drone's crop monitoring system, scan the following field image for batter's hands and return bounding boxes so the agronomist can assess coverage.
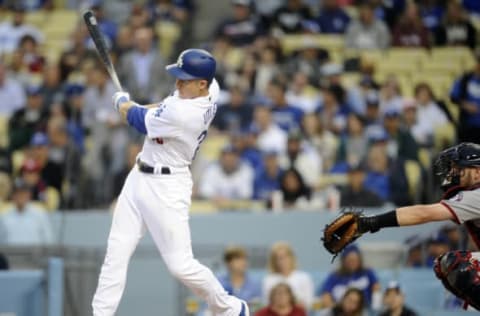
[113,91,130,111]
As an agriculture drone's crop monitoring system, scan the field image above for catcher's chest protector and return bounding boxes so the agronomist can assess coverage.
[434,250,480,310]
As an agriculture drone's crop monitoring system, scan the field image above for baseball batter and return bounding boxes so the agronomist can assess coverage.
[92,49,249,316]
[324,142,480,310]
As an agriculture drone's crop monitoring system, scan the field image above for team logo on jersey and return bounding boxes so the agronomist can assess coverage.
[154,103,166,117]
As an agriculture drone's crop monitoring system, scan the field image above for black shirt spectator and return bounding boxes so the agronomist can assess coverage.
[340,164,384,208]
[212,86,253,132]
[8,85,48,151]
[434,2,476,49]
[213,0,263,47]
[271,0,313,34]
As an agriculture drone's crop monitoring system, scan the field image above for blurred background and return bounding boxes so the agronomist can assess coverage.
[0,0,479,315]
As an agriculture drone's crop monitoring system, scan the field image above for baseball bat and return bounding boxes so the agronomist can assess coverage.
[83,10,123,91]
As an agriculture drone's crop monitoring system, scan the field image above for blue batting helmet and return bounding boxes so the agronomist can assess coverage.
[166,49,216,83]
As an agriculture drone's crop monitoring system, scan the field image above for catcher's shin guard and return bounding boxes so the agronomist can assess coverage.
[434,250,480,310]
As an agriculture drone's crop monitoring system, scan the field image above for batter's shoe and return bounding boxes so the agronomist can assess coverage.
[239,300,250,316]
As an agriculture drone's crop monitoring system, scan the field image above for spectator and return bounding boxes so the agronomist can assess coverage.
[46,117,82,208]
[212,85,253,132]
[336,113,369,166]
[119,26,167,103]
[379,281,417,316]
[279,168,314,210]
[364,92,382,129]
[435,2,476,49]
[17,34,45,73]
[279,130,321,188]
[83,64,129,204]
[345,3,390,50]
[284,45,328,84]
[255,283,307,316]
[379,76,403,115]
[392,2,430,48]
[255,46,283,96]
[301,113,338,172]
[253,106,288,155]
[418,0,445,32]
[254,151,283,202]
[199,145,254,202]
[340,163,384,208]
[19,158,48,204]
[90,2,118,43]
[218,246,261,305]
[318,245,381,309]
[285,72,321,114]
[271,0,313,34]
[0,179,53,245]
[263,242,314,310]
[406,84,449,147]
[315,0,350,34]
[40,63,64,110]
[213,0,263,47]
[63,83,87,152]
[450,52,480,143]
[383,108,419,161]
[224,52,258,94]
[425,232,450,267]
[317,86,348,135]
[0,5,43,55]
[112,24,134,59]
[231,129,263,173]
[318,287,366,316]
[8,84,47,151]
[267,79,304,133]
[0,61,26,118]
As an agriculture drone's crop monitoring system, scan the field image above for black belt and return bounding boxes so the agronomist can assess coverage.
[136,159,171,175]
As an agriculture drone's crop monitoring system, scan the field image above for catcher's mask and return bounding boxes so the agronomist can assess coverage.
[434,142,480,191]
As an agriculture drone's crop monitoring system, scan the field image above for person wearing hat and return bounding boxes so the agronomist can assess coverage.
[317,244,381,310]
[199,144,255,203]
[340,162,384,208]
[379,281,417,316]
[8,83,48,151]
[383,107,419,162]
[449,48,480,144]
[0,178,53,245]
[213,0,263,47]
[63,83,86,152]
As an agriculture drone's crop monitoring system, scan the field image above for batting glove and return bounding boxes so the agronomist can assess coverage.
[112,91,130,111]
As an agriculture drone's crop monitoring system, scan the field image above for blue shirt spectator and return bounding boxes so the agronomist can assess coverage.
[450,55,480,143]
[420,3,444,31]
[212,86,253,132]
[253,152,283,200]
[463,0,480,15]
[316,0,350,34]
[318,245,380,308]
[267,80,304,132]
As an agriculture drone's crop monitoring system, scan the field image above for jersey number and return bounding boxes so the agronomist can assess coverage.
[193,130,207,160]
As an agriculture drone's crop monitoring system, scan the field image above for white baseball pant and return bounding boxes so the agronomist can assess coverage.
[92,167,243,315]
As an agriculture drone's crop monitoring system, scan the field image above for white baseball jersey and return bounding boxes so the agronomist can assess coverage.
[140,80,220,167]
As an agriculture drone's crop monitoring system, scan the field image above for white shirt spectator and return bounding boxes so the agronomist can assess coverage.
[0,21,43,54]
[0,204,54,245]
[411,101,448,145]
[262,270,315,309]
[279,144,322,188]
[257,124,288,154]
[0,77,26,118]
[199,161,254,200]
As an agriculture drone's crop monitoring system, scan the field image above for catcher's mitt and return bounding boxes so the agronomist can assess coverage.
[322,211,364,257]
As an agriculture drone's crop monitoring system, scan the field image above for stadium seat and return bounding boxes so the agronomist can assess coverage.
[421,62,462,78]
[199,134,228,161]
[280,34,344,55]
[0,115,8,149]
[11,150,25,174]
[387,48,429,66]
[434,123,456,152]
[45,186,60,212]
[340,73,360,88]
[431,47,475,71]
[155,21,181,60]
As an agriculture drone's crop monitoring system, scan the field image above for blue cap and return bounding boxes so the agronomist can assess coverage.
[341,244,361,258]
[30,132,49,147]
[65,83,85,96]
[384,107,401,118]
[166,49,216,83]
[367,126,389,143]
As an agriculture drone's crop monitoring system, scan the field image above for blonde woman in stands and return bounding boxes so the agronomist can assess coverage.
[262,242,314,311]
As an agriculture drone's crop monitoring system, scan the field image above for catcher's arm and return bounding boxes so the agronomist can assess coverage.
[359,203,454,233]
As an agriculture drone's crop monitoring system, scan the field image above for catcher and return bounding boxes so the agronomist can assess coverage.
[323,142,480,310]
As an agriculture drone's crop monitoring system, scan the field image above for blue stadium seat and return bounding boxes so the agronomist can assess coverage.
[375,269,396,289]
